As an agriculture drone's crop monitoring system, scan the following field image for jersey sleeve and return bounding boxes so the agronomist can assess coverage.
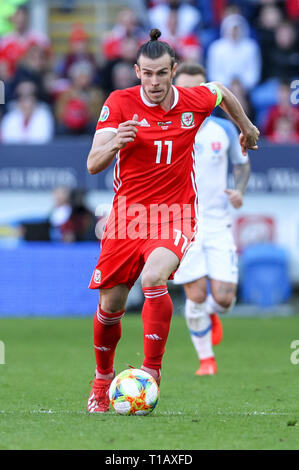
[221,119,249,164]
[200,83,222,107]
[190,83,222,116]
[95,90,123,135]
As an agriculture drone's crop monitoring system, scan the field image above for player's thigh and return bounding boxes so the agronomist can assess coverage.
[99,284,130,313]
[183,277,207,303]
[205,228,238,286]
[141,247,180,287]
[209,279,237,308]
[173,239,207,285]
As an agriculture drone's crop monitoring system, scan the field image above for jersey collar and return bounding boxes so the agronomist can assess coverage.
[140,85,179,110]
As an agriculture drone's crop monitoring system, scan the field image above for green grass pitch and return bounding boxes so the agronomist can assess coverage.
[0,314,298,450]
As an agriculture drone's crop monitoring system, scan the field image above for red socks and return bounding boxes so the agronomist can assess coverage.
[93,306,125,375]
[142,285,173,371]
[93,285,173,375]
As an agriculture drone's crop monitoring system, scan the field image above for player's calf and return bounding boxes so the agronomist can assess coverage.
[142,285,173,378]
[205,293,236,346]
[185,298,214,361]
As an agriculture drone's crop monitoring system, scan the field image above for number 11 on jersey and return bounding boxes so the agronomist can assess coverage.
[154,140,173,164]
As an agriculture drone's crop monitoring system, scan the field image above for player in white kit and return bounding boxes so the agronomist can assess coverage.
[173,63,251,376]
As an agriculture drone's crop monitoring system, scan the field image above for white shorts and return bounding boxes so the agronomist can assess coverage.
[173,224,238,285]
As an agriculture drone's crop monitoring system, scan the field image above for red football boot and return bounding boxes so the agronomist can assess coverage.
[87,375,114,413]
[210,313,223,346]
[195,357,217,376]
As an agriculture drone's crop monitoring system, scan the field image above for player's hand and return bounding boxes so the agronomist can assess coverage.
[225,189,243,209]
[239,125,260,156]
[115,114,141,149]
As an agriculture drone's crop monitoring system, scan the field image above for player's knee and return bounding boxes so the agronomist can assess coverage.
[186,291,206,304]
[100,298,125,314]
[213,292,235,310]
[184,282,207,304]
[141,271,164,288]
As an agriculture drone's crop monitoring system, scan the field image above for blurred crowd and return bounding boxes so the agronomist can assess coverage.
[20,186,98,242]
[0,0,299,144]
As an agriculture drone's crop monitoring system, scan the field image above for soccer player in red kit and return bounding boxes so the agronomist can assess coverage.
[86,29,259,412]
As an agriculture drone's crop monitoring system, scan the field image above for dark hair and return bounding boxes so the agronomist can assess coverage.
[136,28,176,67]
[176,62,206,80]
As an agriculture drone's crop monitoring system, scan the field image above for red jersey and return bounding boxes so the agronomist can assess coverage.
[95,84,218,224]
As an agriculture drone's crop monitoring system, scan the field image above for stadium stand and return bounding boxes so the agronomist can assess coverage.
[0,0,298,314]
[0,0,298,140]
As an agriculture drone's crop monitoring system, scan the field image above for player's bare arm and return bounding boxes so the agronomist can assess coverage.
[87,115,141,174]
[212,82,260,155]
[225,161,251,208]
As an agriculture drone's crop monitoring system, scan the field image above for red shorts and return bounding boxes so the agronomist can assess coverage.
[89,218,195,290]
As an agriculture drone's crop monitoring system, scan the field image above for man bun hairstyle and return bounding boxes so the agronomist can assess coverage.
[136,28,176,67]
[149,28,161,41]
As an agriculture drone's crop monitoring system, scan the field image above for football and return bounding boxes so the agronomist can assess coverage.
[109,368,159,415]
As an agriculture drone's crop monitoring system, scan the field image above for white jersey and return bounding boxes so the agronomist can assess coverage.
[174,116,247,285]
[195,116,248,228]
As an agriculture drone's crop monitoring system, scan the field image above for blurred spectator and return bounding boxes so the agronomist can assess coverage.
[49,186,72,240]
[59,24,96,79]
[263,80,299,142]
[268,115,299,143]
[102,8,146,61]
[111,62,138,90]
[263,20,299,81]
[160,7,202,63]
[0,5,50,77]
[55,61,104,135]
[256,4,284,81]
[42,70,70,104]
[148,0,201,37]
[225,0,260,22]
[20,186,97,242]
[60,189,97,242]
[6,43,51,104]
[49,187,96,242]
[99,37,139,95]
[0,80,54,143]
[229,77,254,121]
[207,12,261,91]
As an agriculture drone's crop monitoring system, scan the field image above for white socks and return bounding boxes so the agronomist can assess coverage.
[185,298,214,360]
[185,294,236,361]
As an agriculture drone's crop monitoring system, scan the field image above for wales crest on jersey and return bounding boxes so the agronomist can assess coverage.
[181,112,195,129]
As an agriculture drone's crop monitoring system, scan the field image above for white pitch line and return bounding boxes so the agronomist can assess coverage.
[0,410,294,416]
